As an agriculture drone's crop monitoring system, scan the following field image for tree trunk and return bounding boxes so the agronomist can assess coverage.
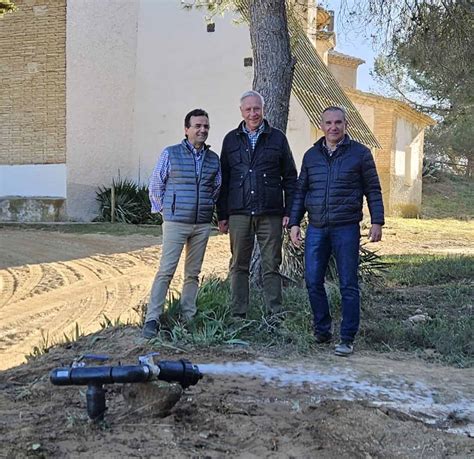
[248,0,295,287]
[249,0,295,132]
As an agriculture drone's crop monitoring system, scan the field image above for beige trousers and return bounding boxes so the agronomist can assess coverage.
[146,221,212,322]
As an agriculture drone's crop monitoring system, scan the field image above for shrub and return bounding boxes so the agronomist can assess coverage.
[95,178,162,224]
[280,218,388,286]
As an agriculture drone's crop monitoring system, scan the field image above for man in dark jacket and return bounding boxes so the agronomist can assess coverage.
[289,106,384,356]
[142,109,221,339]
[217,91,297,319]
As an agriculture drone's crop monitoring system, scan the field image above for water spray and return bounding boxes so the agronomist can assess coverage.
[50,353,202,422]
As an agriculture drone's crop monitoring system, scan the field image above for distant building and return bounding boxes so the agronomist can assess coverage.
[0,0,433,221]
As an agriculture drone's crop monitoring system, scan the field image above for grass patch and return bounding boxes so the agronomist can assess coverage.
[383,254,473,286]
[145,276,321,353]
[422,173,473,220]
[0,222,163,237]
[361,253,474,366]
[361,317,473,368]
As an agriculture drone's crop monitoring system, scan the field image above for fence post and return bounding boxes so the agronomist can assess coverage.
[111,184,116,223]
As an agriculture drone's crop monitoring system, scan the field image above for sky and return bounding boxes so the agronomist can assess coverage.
[321,0,385,94]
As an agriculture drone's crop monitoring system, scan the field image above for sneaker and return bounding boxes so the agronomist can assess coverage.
[315,332,332,344]
[142,320,159,339]
[334,341,354,357]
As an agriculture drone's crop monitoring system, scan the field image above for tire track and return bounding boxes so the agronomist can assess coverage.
[0,255,158,369]
[0,235,230,370]
[0,265,44,308]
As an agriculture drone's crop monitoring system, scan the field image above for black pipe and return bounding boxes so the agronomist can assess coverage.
[86,384,106,421]
[50,360,202,388]
[156,360,202,388]
[50,359,203,422]
[50,365,151,386]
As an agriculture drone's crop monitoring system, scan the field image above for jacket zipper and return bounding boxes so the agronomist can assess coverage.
[195,149,207,224]
[325,153,333,227]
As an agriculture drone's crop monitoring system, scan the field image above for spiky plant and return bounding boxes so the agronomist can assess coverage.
[95,178,161,224]
[280,218,388,286]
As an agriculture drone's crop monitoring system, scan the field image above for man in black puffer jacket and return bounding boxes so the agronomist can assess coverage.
[289,106,384,356]
[217,90,297,320]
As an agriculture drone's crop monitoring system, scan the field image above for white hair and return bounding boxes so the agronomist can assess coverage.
[240,90,265,107]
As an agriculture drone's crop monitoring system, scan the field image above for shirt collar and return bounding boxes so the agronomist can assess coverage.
[184,139,206,155]
[322,135,348,153]
[243,122,265,136]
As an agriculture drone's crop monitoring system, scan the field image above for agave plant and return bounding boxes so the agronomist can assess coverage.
[95,178,161,224]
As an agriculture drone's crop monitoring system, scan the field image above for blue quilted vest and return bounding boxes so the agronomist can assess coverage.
[162,142,219,224]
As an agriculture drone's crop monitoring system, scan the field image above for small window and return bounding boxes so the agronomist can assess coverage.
[207,23,215,32]
[244,57,253,67]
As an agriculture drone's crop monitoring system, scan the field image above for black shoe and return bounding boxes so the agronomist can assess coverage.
[315,332,332,344]
[142,320,159,339]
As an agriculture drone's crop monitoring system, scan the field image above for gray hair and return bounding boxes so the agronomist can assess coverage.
[321,106,347,122]
[240,90,265,107]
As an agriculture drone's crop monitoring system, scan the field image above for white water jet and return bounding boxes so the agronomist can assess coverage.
[197,361,474,437]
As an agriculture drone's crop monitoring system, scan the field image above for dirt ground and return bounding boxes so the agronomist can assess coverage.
[0,220,473,457]
[0,327,473,458]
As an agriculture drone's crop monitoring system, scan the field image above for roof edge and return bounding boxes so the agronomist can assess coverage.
[346,88,436,127]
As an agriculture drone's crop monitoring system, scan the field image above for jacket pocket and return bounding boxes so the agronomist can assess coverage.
[263,174,283,209]
[228,181,244,210]
[227,147,243,167]
[261,146,280,166]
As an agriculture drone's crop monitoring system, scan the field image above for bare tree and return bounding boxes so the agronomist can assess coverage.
[248,0,295,132]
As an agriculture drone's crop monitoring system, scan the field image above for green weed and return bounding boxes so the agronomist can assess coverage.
[384,254,473,286]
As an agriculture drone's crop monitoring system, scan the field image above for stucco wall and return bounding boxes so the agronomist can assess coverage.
[66,0,314,220]
[328,62,357,89]
[392,116,424,215]
[66,0,140,220]
[0,0,66,167]
[0,164,66,197]
[287,96,316,169]
[131,0,253,184]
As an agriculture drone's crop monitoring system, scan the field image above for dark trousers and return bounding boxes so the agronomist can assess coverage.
[229,214,283,315]
[304,223,361,342]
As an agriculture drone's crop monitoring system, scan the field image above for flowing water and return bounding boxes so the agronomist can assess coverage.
[197,361,474,437]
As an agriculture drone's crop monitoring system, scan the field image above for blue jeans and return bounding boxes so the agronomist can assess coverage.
[304,223,360,342]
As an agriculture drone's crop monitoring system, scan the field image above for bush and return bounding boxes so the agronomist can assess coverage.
[95,178,162,224]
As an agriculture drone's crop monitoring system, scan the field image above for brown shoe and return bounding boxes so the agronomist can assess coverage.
[315,333,332,344]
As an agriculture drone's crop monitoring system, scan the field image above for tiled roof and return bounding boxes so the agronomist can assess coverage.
[346,88,436,127]
[236,0,380,148]
[329,50,366,66]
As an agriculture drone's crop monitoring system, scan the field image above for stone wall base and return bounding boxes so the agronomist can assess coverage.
[0,197,67,222]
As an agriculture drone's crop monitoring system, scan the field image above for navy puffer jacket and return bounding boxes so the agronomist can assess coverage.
[289,135,384,228]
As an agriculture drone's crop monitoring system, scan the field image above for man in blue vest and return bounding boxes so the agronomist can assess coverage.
[217,91,297,321]
[142,109,221,339]
[289,106,384,356]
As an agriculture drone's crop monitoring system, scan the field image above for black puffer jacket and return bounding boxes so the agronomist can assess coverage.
[217,120,297,220]
[289,135,385,228]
